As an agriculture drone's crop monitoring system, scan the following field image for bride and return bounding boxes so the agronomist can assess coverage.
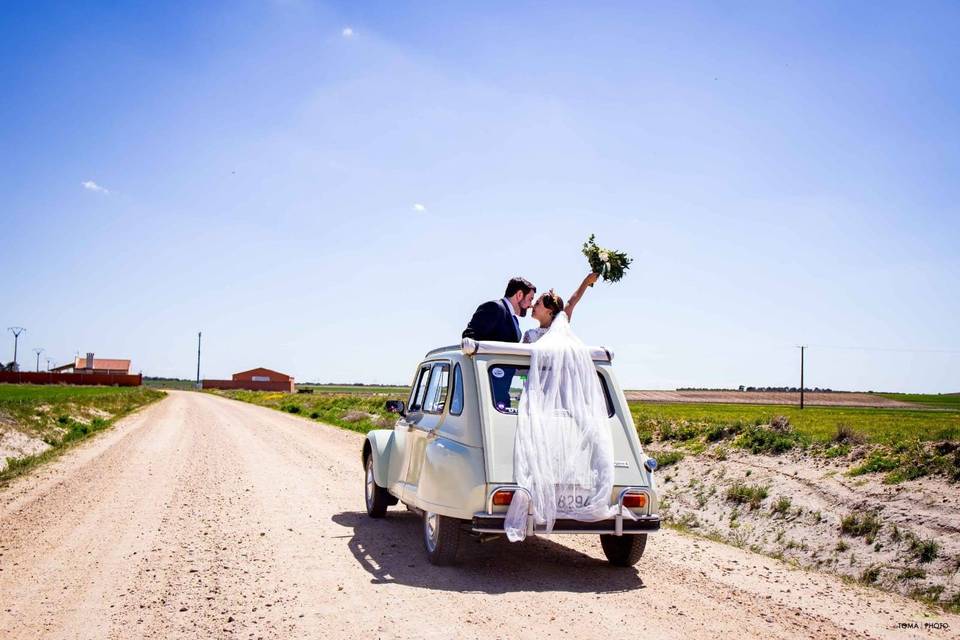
[522,272,599,343]
[505,270,627,542]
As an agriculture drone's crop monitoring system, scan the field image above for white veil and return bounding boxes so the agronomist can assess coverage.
[504,312,624,542]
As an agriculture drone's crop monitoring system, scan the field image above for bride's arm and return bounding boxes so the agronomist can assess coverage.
[565,272,600,321]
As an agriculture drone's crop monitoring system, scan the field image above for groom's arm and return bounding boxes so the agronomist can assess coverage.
[462,301,501,339]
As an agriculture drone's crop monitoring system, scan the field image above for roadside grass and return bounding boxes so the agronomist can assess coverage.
[295,385,409,395]
[208,390,398,434]
[0,384,164,483]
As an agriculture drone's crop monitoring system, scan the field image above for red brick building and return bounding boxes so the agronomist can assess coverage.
[202,367,294,392]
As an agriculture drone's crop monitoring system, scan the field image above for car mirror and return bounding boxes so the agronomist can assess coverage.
[385,400,406,416]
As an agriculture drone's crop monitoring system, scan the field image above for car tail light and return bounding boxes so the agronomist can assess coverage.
[492,490,515,506]
[622,493,647,509]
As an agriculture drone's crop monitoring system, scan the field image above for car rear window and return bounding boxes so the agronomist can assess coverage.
[488,365,614,417]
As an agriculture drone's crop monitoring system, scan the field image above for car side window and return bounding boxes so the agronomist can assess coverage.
[449,364,464,415]
[408,366,431,412]
[423,363,450,414]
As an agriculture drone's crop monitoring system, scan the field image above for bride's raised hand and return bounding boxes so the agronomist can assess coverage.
[566,272,599,321]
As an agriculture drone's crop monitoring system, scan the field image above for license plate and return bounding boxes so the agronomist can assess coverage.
[555,485,591,511]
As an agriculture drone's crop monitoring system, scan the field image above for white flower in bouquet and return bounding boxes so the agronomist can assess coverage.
[582,235,632,283]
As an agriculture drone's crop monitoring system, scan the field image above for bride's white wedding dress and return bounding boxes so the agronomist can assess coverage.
[522,326,548,343]
[504,312,626,542]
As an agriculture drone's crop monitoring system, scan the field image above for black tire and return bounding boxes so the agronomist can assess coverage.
[600,534,647,566]
[364,455,391,518]
[423,511,461,566]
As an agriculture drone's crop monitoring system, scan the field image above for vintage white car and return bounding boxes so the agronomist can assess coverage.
[362,339,660,566]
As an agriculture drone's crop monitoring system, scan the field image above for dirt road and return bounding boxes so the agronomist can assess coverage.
[0,391,955,639]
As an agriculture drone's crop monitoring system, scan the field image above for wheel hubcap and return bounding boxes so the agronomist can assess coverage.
[425,512,439,551]
[365,462,374,508]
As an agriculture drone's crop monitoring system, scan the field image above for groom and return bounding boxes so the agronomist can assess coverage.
[463,277,536,343]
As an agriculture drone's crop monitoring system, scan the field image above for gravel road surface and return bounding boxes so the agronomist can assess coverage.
[1,391,955,639]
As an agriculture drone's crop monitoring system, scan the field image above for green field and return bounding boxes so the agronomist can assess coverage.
[630,402,960,445]
[143,377,197,390]
[213,388,960,446]
[0,384,164,481]
[878,392,960,411]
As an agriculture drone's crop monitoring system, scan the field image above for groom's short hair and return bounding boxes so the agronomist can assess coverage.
[504,277,535,298]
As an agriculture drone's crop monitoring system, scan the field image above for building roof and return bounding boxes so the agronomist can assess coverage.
[233,367,293,380]
[51,357,132,372]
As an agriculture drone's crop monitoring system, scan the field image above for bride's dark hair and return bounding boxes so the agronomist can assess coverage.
[540,290,565,319]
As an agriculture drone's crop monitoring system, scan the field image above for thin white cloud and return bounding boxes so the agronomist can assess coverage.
[341,27,354,38]
[412,203,426,212]
[82,180,109,194]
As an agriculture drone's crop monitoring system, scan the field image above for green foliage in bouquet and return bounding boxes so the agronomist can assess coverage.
[582,234,632,283]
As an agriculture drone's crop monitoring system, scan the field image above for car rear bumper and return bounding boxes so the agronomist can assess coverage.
[475,485,659,536]
[471,513,661,535]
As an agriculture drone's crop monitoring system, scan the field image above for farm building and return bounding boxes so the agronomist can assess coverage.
[202,367,295,392]
[0,351,141,386]
[51,353,132,375]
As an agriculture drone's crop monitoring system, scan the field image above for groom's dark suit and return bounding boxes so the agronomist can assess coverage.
[462,298,521,343]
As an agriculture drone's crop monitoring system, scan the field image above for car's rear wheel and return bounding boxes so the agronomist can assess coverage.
[423,511,461,565]
[600,534,647,566]
[364,455,391,518]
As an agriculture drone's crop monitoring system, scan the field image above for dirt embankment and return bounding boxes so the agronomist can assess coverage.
[626,391,919,408]
[656,445,960,609]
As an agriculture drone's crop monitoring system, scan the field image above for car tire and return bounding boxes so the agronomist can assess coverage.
[364,455,391,518]
[422,511,461,566]
[600,534,647,566]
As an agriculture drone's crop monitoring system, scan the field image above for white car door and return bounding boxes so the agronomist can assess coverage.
[388,364,430,497]
[402,362,449,503]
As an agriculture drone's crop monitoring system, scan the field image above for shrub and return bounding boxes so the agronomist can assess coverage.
[735,423,801,455]
[840,511,882,542]
[897,567,925,581]
[907,535,939,563]
[725,482,768,510]
[834,423,866,445]
[771,496,791,516]
[646,449,684,468]
[835,540,849,552]
[281,404,301,414]
[849,451,898,476]
[860,565,882,584]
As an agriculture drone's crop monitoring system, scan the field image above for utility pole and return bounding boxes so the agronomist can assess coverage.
[46,357,54,371]
[33,347,44,373]
[7,327,24,370]
[798,345,806,409]
[196,332,202,390]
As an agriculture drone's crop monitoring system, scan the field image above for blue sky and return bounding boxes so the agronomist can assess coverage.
[2,1,958,392]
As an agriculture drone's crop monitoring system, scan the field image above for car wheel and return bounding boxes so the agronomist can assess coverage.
[600,534,647,567]
[364,455,391,518]
[422,511,461,566]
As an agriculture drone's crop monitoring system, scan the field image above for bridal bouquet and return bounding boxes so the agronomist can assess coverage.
[582,234,632,283]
